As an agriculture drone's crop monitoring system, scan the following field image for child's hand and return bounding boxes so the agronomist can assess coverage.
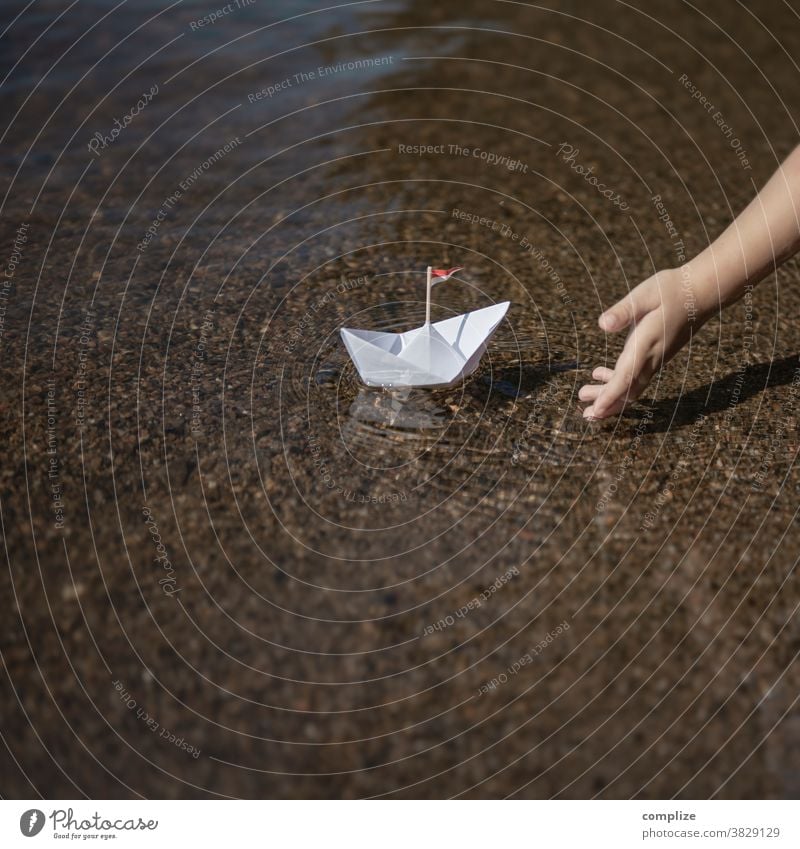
[578,147,800,420]
[579,269,705,419]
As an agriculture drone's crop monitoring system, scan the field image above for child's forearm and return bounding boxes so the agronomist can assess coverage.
[684,145,800,317]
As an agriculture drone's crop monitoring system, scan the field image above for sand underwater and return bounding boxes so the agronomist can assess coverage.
[2,0,800,798]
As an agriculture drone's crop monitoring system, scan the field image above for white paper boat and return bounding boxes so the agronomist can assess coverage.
[341,300,510,388]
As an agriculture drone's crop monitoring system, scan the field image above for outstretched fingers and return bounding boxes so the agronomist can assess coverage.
[582,275,667,420]
[583,396,627,420]
[578,384,604,402]
[589,370,636,418]
[584,340,650,419]
[578,365,614,406]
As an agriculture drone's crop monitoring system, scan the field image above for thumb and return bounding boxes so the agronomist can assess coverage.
[599,276,660,332]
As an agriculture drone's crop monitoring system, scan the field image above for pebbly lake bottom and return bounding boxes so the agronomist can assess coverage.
[2,0,800,800]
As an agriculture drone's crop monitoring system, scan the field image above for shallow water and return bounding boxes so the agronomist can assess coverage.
[2,0,800,799]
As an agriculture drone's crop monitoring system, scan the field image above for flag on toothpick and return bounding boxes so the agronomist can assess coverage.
[425,265,463,325]
[430,267,463,285]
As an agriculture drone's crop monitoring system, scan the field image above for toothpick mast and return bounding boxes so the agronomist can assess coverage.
[425,265,432,325]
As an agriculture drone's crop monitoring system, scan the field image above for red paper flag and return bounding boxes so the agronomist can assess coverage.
[430,266,463,285]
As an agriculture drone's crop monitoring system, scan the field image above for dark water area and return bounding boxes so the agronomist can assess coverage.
[2,0,800,799]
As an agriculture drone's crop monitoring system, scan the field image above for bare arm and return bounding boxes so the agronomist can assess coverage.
[580,145,800,420]
[683,144,800,315]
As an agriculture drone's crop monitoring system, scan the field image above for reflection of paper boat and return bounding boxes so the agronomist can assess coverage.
[348,388,447,429]
[340,301,510,388]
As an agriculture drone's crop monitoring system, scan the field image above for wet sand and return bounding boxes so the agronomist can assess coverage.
[2,0,800,798]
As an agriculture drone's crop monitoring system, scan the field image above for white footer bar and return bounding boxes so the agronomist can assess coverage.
[2,800,796,848]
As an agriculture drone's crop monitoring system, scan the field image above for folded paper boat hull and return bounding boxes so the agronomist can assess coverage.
[340,302,510,388]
